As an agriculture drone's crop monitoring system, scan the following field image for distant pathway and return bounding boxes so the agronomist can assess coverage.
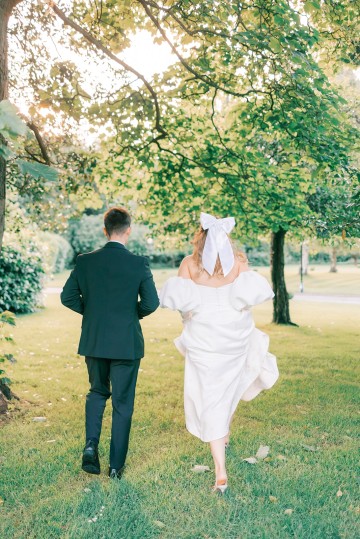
[44,287,360,305]
[44,287,63,294]
[293,293,360,305]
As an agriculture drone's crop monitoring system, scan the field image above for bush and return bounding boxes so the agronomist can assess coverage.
[54,235,74,272]
[0,245,44,313]
[38,232,74,273]
[150,251,188,268]
[68,214,104,257]
[244,241,270,266]
[127,224,150,256]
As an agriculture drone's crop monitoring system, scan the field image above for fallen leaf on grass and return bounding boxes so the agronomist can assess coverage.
[83,488,91,493]
[46,439,56,443]
[269,496,278,503]
[336,489,343,497]
[154,520,165,528]
[276,454,287,461]
[191,465,210,473]
[0,497,4,505]
[256,445,270,459]
[243,457,257,464]
[32,417,47,422]
[284,508,293,515]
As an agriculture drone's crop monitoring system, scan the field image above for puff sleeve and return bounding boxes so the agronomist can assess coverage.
[230,271,274,311]
[159,277,201,312]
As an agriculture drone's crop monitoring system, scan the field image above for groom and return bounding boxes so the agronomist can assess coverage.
[61,207,159,478]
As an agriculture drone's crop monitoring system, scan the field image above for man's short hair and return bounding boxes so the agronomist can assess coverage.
[104,207,131,236]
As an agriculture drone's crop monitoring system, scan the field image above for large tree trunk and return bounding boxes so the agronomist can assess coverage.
[270,228,295,325]
[0,133,5,252]
[0,380,19,414]
[0,0,22,252]
[0,5,9,252]
[0,389,8,412]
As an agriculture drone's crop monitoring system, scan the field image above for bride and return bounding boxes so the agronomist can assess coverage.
[159,212,279,493]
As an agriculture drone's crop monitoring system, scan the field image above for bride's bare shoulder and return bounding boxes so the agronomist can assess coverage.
[235,251,250,274]
[178,255,195,278]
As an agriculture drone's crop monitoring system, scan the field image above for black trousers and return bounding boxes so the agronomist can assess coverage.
[85,356,140,470]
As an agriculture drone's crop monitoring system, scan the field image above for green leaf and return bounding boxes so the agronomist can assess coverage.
[4,354,16,364]
[269,37,282,53]
[16,159,59,181]
[0,311,16,325]
[0,143,15,160]
[0,100,27,138]
[304,1,321,14]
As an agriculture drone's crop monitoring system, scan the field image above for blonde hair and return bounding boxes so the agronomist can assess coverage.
[192,226,247,275]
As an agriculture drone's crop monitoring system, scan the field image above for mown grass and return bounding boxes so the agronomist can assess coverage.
[49,263,360,296]
[0,271,359,539]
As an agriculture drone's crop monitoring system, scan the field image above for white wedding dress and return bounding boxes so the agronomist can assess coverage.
[159,271,279,442]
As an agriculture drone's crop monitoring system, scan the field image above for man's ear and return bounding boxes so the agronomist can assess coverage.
[103,227,109,238]
[127,227,132,236]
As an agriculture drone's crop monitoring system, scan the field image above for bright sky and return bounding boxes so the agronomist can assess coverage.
[10,10,359,128]
[123,30,175,79]
[10,20,176,145]
[11,17,176,115]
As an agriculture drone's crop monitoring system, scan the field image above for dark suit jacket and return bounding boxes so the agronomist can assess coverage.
[60,242,159,360]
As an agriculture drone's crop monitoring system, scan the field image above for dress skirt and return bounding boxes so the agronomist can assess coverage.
[160,272,279,442]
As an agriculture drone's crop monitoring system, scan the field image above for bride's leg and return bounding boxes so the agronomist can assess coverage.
[209,436,227,482]
[225,413,235,446]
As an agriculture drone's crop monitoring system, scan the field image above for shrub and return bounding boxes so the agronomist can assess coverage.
[244,241,270,266]
[38,232,74,273]
[68,214,104,257]
[127,224,152,256]
[150,251,188,268]
[0,245,44,313]
[54,234,74,272]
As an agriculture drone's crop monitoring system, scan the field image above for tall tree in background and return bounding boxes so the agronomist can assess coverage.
[0,0,359,323]
[103,1,358,323]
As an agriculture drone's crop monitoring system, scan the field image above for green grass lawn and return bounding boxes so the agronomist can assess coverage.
[48,263,360,296]
[1,282,359,538]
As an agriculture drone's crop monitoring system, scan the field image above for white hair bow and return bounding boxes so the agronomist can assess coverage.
[200,212,236,277]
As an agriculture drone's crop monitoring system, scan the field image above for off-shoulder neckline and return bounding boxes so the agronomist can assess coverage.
[175,270,254,289]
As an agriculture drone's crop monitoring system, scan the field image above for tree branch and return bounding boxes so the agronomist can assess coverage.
[26,121,51,165]
[47,1,167,138]
[0,0,22,15]
[137,0,268,99]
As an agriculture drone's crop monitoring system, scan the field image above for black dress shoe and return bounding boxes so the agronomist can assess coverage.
[108,466,124,480]
[82,440,100,475]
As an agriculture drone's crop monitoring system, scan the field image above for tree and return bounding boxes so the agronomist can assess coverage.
[1,0,359,324]
[0,0,21,249]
